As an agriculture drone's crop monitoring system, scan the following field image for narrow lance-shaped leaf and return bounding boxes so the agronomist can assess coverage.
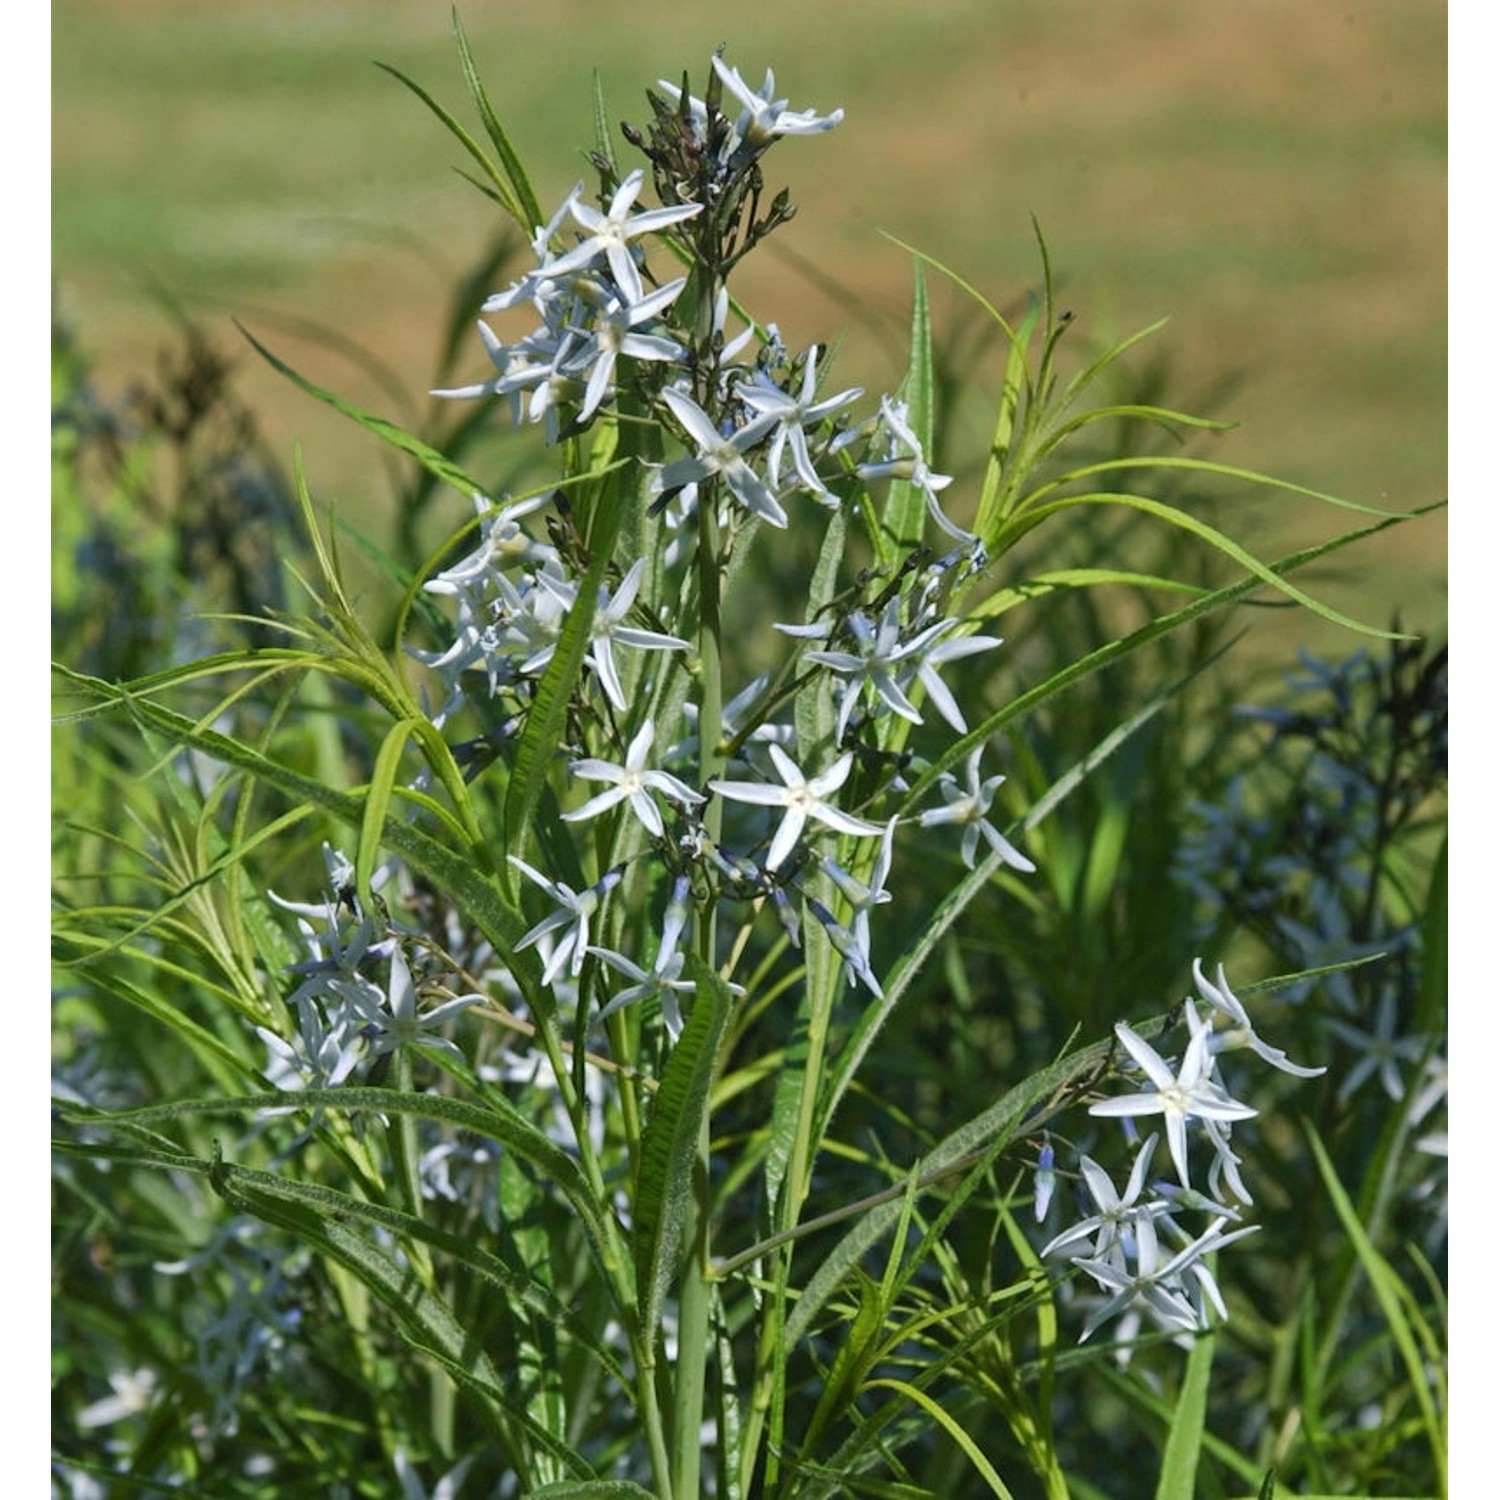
[212,1165,595,1484]
[995,489,1410,639]
[501,467,628,890]
[452,7,545,233]
[632,955,736,1347]
[239,323,488,500]
[975,296,1041,539]
[374,58,524,226]
[903,504,1435,811]
[877,260,935,559]
[357,717,422,913]
[1154,1328,1216,1500]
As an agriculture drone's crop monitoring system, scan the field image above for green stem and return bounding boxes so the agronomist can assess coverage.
[671,469,725,1500]
[389,1048,455,1455]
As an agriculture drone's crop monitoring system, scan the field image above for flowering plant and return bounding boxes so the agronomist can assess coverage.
[53,31,1443,1500]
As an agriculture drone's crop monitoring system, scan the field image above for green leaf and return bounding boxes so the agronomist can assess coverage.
[48,959,257,1088]
[1022,453,1405,521]
[56,666,526,955]
[528,1484,658,1499]
[996,490,1409,639]
[970,566,1206,620]
[357,717,421,910]
[876,262,935,562]
[632,955,736,1346]
[374,58,523,225]
[1304,1123,1447,1494]
[1414,837,1447,1037]
[862,1379,1018,1498]
[238,323,486,500]
[501,466,629,884]
[974,297,1041,538]
[214,1165,595,1480]
[589,70,617,179]
[784,1026,1140,1348]
[899,504,1437,813]
[451,8,544,233]
[1154,1330,1216,1500]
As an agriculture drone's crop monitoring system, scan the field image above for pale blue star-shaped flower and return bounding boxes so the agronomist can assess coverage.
[1325,987,1426,1101]
[1073,1213,1259,1345]
[652,386,785,527]
[806,600,930,740]
[1041,1133,1168,1265]
[536,557,690,711]
[735,349,861,502]
[917,745,1036,872]
[1187,957,1327,1079]
[510,858,625,985]
[819,816,897,967]
[857,396,970,543]
[543,168,702,306]
[570,278,690,423]
[423,492,556,599]
[709,744,884,871]
[341,946,483,1065]
[1089,1021,1258,1191]
[562,720,705,838]
[710,57,845,148]
[589,947,698,1040]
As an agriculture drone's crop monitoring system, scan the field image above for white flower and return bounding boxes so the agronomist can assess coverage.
[562,721,705,838]
[1089,1022,1258,1191]
[917,745,1035,872]
[76,1367,159,1429]
[652,386,785,528]
[1326,987,1426,1101]
[735,349,861,501]
[899,623,1003,734]
[569,278,690,422]
[423,492,555,598]
[340,946,483,1065]
[808,897,883,996]
[543,168,702,306]
[1041,1134,1168,1264]
[819,816,897,966]
[1189,958,1327,1078]
[511,859,624,985]
[709,744,884,872]
[589,946,698,1040]
[537,557,690,711]
[857,396,969,542]
[806,600,928,740]
[710,57,844,148]
[1074,1214,1259,1345]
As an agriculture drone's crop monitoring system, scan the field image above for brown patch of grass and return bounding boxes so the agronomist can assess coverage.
[54,0,1444,654]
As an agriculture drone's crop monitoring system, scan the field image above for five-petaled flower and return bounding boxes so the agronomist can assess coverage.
[542,167,702,306]
[511,859,625,986]
[1089,1022,1258,1191]
[652,386,786,527]
[563,721,704,838]
[709,744,884,871]
[918,744,1036,872]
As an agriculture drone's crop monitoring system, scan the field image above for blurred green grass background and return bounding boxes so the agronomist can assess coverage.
[53,0,1445,655]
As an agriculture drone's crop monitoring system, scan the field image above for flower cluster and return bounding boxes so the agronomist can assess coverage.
[251,55,1342,1393]
[256,844,482,1090]
[1037,960,1324,1350]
